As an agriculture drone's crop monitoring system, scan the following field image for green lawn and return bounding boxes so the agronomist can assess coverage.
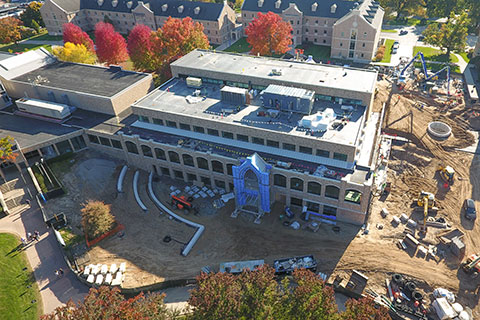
[457,51,470,63]
[32,32,63,41]
[381,29,397,33]
[380,39,395,63]
[0,233,41,319]
[295,43,331,61]
[413,46,458,63]
[0,43,52,53]
[223,37,250,53]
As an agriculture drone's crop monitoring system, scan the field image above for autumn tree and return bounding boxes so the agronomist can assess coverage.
[81,200,115,240]
[0,17,22,44]
[245,11,292,56]
[20,1,44,29]
[189,266,341,320]
[62,23,94,52]
[423,11,470,58]
[53,42,96,64]
[41,286,178,319]
[94,22,129,65]
[0,136,17,163]
[341,297,391,320]
[127,24,155,71]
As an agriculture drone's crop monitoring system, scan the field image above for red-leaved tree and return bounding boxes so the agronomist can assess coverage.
[62,23,94,52]
[127,24,154,71]
[341,297,391,320]
[94,22,128,65]
[245,11,292,56]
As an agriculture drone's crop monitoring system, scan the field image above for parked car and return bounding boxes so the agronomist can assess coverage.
[393,41,399,49]
[464,198,477,220]
[392,47,398,54]
[418,35,425,41]
[399,30,408,35]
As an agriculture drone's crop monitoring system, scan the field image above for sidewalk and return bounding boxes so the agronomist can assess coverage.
[20,39,63,46]
[0,181,88,315]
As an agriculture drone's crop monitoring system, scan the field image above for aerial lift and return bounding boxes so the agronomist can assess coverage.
[397,52,451,95]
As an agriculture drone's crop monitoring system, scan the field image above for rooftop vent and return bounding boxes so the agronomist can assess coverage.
[194,6,200,14]
[257,0,264,7]
[162,3,168,11]
[111,0,118,7]
[330,3,337,13]
[126,1,132,8]
[311,2,317,11]
[178,5,184,13]
[97,0,104,6]
[275,0,281,9]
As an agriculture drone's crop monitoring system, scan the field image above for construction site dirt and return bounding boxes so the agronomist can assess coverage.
[45,77,480,317]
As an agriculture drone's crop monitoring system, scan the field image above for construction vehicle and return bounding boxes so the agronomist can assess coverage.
[461,253,480,274]
[171,194,197,213]
[437,165,455,184]
[413,191,438,233]
[397,51,451,95]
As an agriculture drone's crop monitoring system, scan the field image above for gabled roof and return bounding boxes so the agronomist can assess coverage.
[51,0,81,13]
[241,0,357,19]
[79,0,224,21]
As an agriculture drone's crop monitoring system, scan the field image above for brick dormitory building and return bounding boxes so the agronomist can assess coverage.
[241,0,384,61]
[40,0,239,45]
[0,48,381,225]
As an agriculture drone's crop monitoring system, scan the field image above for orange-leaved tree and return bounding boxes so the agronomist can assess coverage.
[0,136,17,163]
[245,11,292,56]
[0,17,22,44]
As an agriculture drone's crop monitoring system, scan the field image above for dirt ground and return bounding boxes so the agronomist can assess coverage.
[46,77,480,316]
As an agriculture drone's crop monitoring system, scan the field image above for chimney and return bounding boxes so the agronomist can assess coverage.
[311,2,317,11]
[275,0,281,9]
[330,3,337,13]
[194,6,200,14]
[178,5,184,13]
[162,3,168,11]
[257,0,264,7]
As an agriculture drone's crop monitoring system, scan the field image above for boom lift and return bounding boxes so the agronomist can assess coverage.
[414,191,437,233]
[171,194,197,213]
[397,51,451,95]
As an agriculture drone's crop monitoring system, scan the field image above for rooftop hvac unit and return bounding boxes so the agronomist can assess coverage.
[221,86,249,105]
[186,77,202,88]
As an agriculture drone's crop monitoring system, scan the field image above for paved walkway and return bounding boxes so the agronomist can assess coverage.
[20,39,63,46]
[0,177,88,315]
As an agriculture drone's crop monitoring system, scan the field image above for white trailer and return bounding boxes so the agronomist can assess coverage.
[15,98,71,120]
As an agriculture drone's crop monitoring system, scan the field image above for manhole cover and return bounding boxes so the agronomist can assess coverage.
[163,235,172,243]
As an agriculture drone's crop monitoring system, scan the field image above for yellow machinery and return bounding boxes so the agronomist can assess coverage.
[414,191,436,233]
[437,165,455,184]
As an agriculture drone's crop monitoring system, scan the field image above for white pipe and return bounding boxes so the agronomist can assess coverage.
[117,165,128,193]
[133,171,147,212]
[148,172,204,256]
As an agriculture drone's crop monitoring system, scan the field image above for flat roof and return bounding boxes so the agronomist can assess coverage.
[0,52,14,62]
[171,50,377,94]
[12,61,150,97]
[134,78,366,147]
[0,113,80,150]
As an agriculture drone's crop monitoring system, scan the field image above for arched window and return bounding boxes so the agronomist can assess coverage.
[212,160,224,173]
[155,148,166,160]
[182,154,194,167]
[345,189,362,204]
[125,141,138,154]
[307,181,321,195]
[325,185,340,199]
[290,177,304,191]
[227,163,234,176]
[197,157,209,170]
[168,151,180,163]
[273,174,286,187]
[141,145,152,157]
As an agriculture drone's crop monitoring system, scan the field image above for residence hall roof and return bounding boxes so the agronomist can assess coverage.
[78,0,224,21]
[50,0,81,13]
[12,61,150,98]
[170,50,377,95]
[241,0,357,19]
